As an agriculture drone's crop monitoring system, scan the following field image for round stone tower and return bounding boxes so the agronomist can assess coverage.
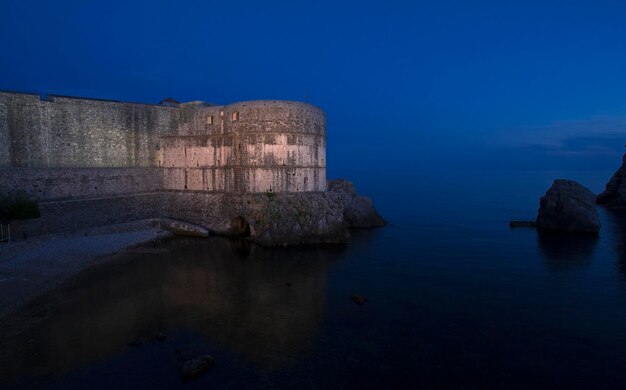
[160,100,327,193]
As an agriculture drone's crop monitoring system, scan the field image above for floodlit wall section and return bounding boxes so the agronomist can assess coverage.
[160,100,326,193]
[0,92,328,195]
[0,91,180,168]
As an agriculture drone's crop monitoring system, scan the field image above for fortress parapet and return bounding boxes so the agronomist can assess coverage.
[0,92,326,194]
[160,100,326,193]
[0,90,386,245]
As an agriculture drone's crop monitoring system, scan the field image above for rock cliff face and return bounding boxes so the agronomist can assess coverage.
[248,182,385,245]
[327,180,386,228]
[536,179,601,234]
[597,153,626,209]
[160,179,385,246]
[250,192,349,246]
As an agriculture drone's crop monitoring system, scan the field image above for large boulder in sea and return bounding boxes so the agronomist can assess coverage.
[536,179,601,234]
[597,153,626,209]
[327,179,386,228]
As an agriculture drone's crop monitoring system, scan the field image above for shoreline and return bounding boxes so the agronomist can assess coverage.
[0,219,173,319]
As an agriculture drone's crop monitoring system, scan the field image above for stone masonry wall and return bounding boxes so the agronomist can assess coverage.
[0,91,180,168]
[160,100,326,193]
[0,92,332,240]
[0,168,162,201]
[19,192,161,236]
[1,93,326,194]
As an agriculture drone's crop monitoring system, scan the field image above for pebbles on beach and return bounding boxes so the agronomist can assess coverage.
[0,220,172,318]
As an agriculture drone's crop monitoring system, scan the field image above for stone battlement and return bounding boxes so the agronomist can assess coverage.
[0,90,387,247]
[0,91,326,196]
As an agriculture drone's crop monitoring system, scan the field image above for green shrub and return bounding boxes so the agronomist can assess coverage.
[265,191,276,201]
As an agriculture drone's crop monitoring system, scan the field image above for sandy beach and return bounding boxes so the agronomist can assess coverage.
[0,219,173,318]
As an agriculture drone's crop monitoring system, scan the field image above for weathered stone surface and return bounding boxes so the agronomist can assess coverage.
[536,179,601,234]
[163,191,348,246]
[0,92,180,168]
[19,193,162,237]
[181,355,214,382]
[0,91,387,246]
[251,192,348,246]
[597,153,626,209]
[13,184,385,246]
[159,218,209,237]
[0,92,327,193]
[327,179,385,228]
[162,100,327,193]
[0,168,162,201]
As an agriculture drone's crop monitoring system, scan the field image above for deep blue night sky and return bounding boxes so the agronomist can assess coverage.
[1,0,626,179]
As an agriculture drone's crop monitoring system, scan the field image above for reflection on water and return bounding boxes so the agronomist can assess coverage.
[0,237,345,382]
[536,230,598,269]
[4,170,626,388]
[604,210,626,277]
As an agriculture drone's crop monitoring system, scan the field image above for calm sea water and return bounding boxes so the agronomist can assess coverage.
[2,169,626,389]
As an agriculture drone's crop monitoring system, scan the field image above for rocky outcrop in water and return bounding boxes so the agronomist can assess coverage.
[536,179,601,234]
[249,192,349,246]
[327,179,386,228]
[180,355,214,382]
[164,179,385,247]
[597,153,626,209]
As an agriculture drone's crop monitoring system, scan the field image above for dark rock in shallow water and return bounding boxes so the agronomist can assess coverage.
[509,220,537,228]
[351,295,367,305]
[181,355,214,382]
[127,338,142,348]
[536,179,600,234]
[597,153,626,209]
[327,179,386,228]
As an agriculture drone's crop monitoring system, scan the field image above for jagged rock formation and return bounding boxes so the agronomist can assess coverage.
[161,182,385,246]
[251,192,348,246]
[327,179,386,228]
[536,179,601,234]
[597,153,626,209]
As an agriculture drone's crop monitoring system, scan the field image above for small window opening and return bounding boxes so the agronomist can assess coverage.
[207,115,213,125]
[231,111,239,121]
[220,110,224,117]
